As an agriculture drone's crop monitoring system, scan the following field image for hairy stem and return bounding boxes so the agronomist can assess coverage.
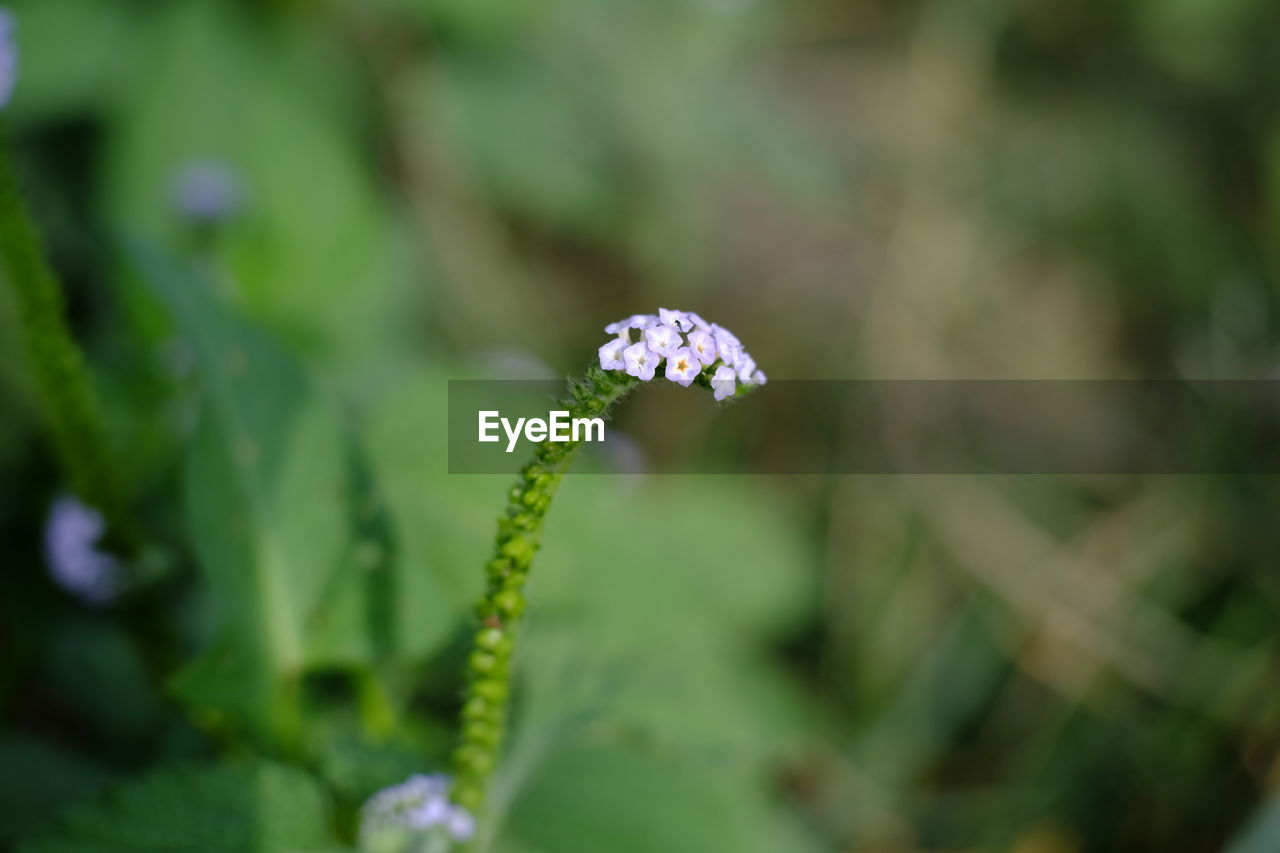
[0,122,137,553]
[450,365,639,815]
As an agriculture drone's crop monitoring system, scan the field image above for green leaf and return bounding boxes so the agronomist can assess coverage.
[41,615,162,743]
[7,0,134,121]
[362,369,515,653]
[494,742,818,853]
[103,0,411,361]
[0,736,112,845]
[430,56,618,236]
[494,477,817,847]
[18,760,343,853]
[539,476,813,644]
[128,243,417,738]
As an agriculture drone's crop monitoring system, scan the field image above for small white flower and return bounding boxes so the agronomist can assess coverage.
[734,348,766,384]
[686,329,717,366]
[711,365,737,401]
[711,323,742,364]
[659,308,696,333]
[446,808,476,841]
[408,796,449,829]
[710,323,740,347]
[598,337,627,370]
[644,324,683,356]
[686,311,711,331]
[665,348,700,386]
[623,341,659,381]
[360,773,476,847]
[605,314,657,335]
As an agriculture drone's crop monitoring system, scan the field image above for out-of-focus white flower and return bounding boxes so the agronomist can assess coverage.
[360,773,475,852]
[444,809,475,841]
[44,495,122,606]
[599,429,646,476]
[480,348,558,380]
[170,159,245,224]
[0,10,18,109]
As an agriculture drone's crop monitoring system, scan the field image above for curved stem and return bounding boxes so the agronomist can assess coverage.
[0,121,137,553]
[449,365,639,815]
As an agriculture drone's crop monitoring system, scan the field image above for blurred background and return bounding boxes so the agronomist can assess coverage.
[2,0,1280,851]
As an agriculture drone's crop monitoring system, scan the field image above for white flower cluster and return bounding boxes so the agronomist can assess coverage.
[360,774,474,852]
[598,308,766,401]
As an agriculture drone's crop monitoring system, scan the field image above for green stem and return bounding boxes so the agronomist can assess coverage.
[449,365,639,815]
[0,121,137,553]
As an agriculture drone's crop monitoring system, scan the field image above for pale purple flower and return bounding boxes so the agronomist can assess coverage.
[733,351,767,384]
[711,365,737,401]
[665,348,699,386]
[644,324,682,356]
[623,341,658,381]
[599,337,627,370]
[378,773,449,805]
[717,341,741,366]
[605,314,657,335]
[445,809,476,841]
[710,323,740,347]
[599,429,646,475]
[360,773,475,846]
[711,323,742,364]
[686,311,710,331]
[659,308,697,333]
[44,495,122,606]
[407,796,449,829]
[686,329,717,366]
[0,10,16,109]
[481,348,558,379]
[171,159,244,224]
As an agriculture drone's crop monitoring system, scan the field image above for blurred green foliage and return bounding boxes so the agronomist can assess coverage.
[2,0,1280,851]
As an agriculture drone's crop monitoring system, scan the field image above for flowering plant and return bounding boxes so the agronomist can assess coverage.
[437,310,766,842]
